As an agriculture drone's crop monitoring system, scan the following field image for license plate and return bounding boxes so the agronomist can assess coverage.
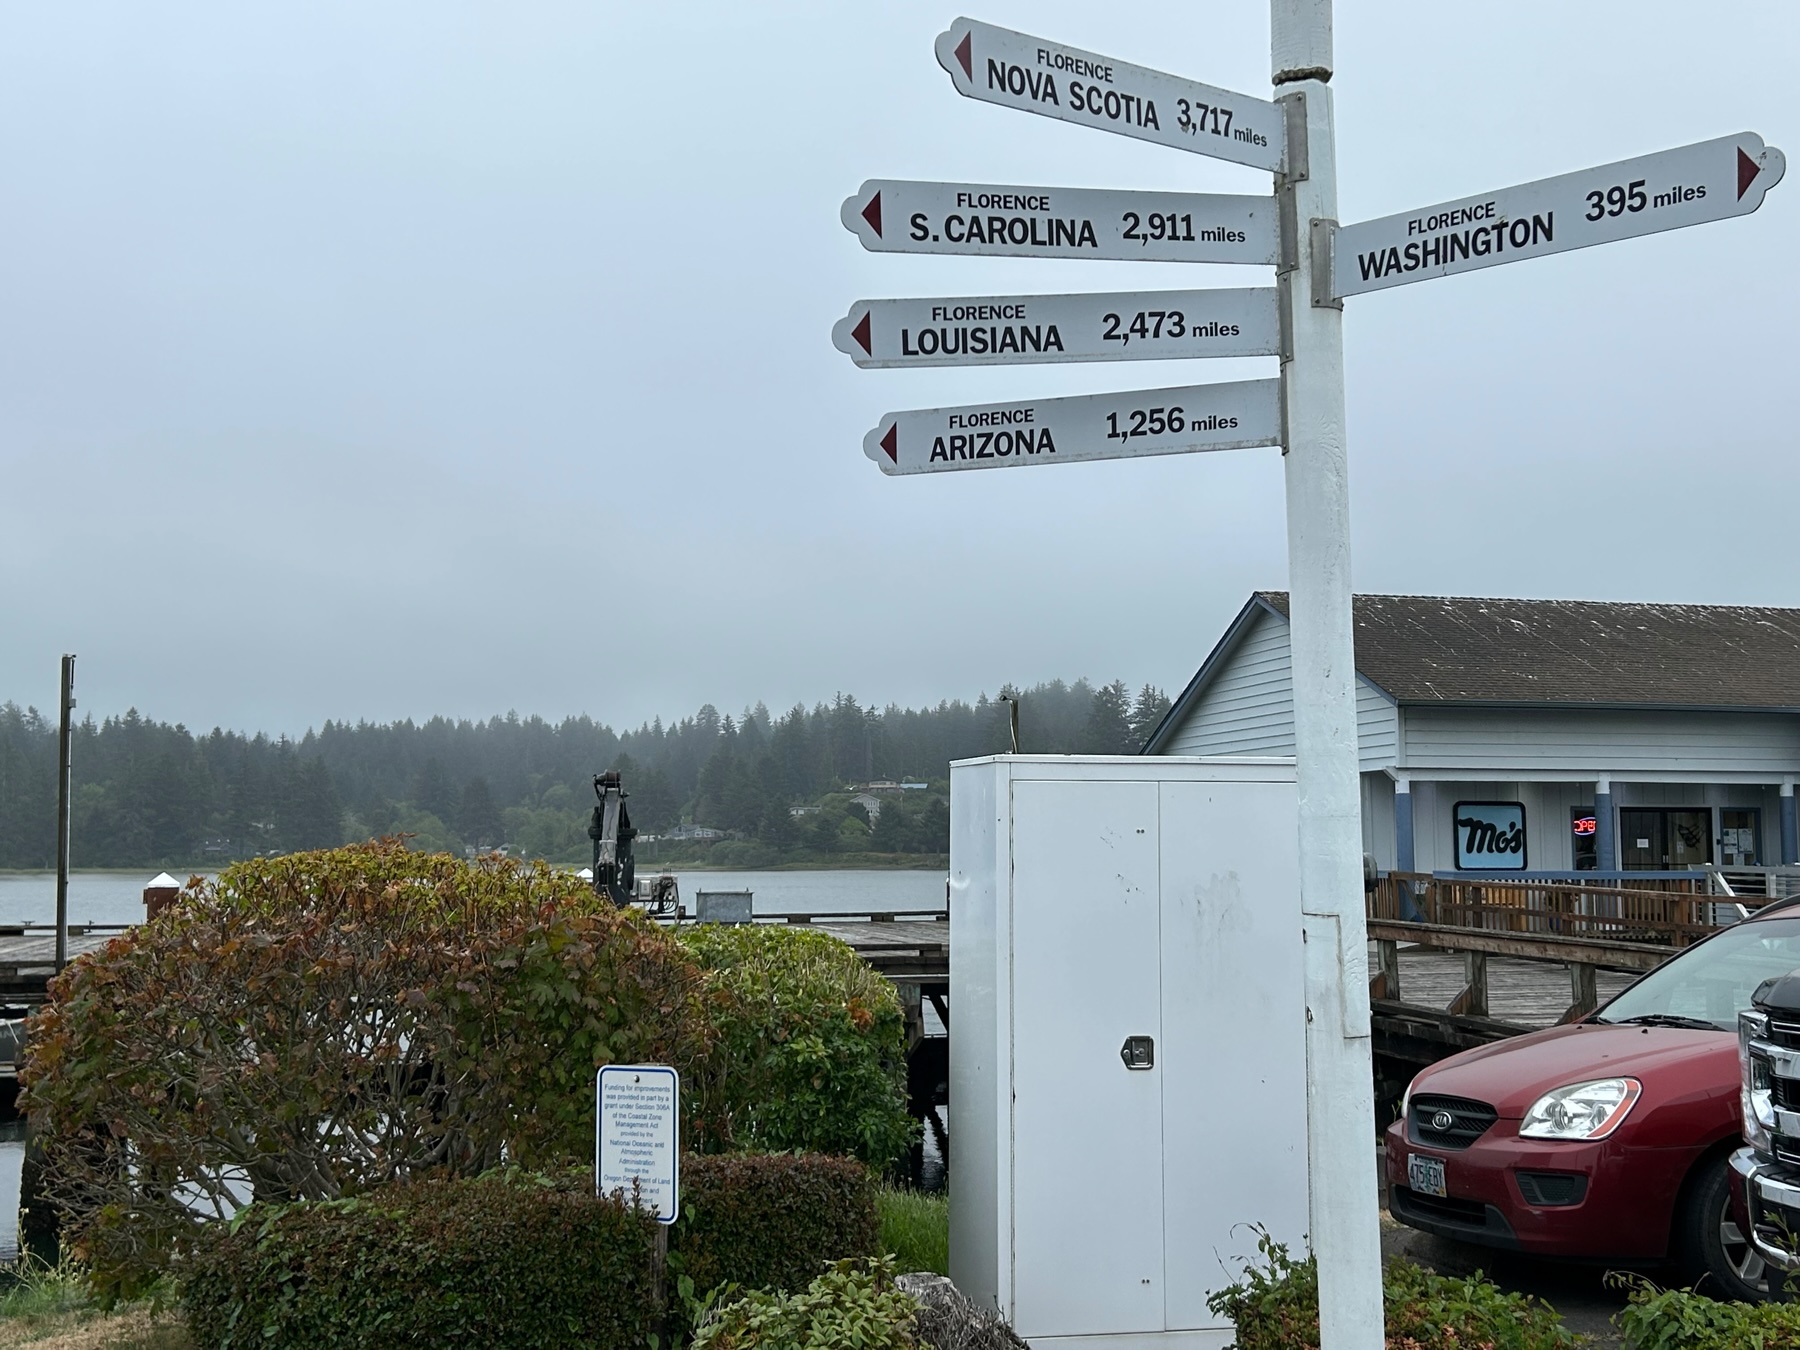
[1408,1153,1447,1198]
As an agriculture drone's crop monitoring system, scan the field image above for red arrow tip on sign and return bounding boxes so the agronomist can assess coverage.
[851,312,872,355]
[879,424,898,463]
[861,192,883,237]
[1739,147,1761,200]
[953,31,972,80]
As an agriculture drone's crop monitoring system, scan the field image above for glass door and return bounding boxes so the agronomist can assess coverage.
[1721,809,1761,867]
[1619,808,1713,869]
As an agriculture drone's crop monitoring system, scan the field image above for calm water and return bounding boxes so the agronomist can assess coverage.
[0,868,948,929]
[0,868,949,1254]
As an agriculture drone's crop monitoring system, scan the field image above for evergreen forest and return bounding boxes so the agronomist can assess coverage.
[0,680,1172,870]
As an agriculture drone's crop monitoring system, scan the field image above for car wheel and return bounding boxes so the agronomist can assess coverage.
[1678,1152,1771,1302]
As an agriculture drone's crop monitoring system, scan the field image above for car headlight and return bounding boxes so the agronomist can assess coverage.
[1519,1077,1642,1141]
[1742,1009,1776,1153]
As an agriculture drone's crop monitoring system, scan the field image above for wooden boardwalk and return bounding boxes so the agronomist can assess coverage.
[1389,946,1638,1029]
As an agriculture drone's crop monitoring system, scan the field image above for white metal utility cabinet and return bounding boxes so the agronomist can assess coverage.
[950,755,1308,1348]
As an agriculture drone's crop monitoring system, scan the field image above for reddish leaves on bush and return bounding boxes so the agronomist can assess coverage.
[20,840,709,1297]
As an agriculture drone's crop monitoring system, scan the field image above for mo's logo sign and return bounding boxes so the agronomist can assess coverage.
[1454,801,1527,870]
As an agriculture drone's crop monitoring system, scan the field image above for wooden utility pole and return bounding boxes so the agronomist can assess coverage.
[55,654,75,971]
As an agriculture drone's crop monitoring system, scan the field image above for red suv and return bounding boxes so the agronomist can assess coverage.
[1385,901,1800,1301]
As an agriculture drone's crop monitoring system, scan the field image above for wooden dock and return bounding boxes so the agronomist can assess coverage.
[0,927,120,1004]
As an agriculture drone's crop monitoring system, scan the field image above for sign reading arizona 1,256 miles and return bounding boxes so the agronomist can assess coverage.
[934,17,1284,173]
[865,380,1281,477]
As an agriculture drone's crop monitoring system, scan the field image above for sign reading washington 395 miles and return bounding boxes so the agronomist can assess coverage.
[833,288,1279,368]
[1334,132,1785,298]
[933,17,1285,173]
[596,1064,679,1224]
[864,380,1280,476]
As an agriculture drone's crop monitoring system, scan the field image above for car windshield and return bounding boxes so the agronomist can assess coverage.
[1595,915,1800,1031]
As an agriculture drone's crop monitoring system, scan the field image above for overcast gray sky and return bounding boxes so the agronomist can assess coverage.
[4,2,1796,736]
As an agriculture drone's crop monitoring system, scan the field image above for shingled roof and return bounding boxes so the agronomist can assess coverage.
[1258,592,1800,710]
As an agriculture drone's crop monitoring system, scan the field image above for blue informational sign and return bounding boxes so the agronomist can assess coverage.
[1453,801,1527,870]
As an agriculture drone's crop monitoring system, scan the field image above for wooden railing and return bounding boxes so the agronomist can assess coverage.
[1368,871,1718,947]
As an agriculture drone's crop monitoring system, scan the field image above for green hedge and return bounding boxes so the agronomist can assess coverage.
[1206,1232,1583,1350]
[673,1152,881,1307]
[680,924,916,1168]
[1614,1276,1800,1348]
[181,1172,658,1349]
[690,1258,917,1350]
[180,1157,880,1349]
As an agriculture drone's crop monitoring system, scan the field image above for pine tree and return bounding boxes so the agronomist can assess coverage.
[1129,684,1173,748]
[1082,680,1135,755]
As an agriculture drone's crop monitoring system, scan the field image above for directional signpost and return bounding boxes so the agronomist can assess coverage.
[934,17,1286,172]
[836,11,1784,1349]
[863,379,1280,475]
[834,288,1280,368]
[841,180,1276,265]
[1333,133,1786,297]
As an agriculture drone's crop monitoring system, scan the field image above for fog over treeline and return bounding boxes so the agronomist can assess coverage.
[0,680,1171,870]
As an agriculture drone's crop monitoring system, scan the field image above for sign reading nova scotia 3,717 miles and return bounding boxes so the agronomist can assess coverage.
[864,379,1280,476]
[1334,133,1785,298]
[841,180,1275,265]
[833,288,1279,368]
[933,17,1284,173]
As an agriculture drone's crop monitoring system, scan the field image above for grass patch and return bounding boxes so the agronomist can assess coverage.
[877,1185,948,1276]
[0,1259,188,1349]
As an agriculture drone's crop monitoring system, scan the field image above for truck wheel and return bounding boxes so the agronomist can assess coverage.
[1678,1153,1770,1303]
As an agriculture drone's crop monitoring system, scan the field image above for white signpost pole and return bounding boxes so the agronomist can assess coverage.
[1269,2,1384,1348]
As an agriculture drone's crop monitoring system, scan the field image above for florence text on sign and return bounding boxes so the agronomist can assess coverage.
[833,288,1280,368]
[841,180,1276,265]
[933,18,1284,173]
[863,379,1281,476]
[1332,132,1786,298]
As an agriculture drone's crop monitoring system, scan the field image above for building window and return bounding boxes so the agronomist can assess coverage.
[1571,808,1598,871]
[1453,801,1527,870]
[1619,808,1711,870]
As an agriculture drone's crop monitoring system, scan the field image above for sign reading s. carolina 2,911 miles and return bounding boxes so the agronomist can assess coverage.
[864,379,1280,476]
[933,17,1284,173]
[1333,132,1785,298]
[833,288,1279,368]
[841,180,1276,265]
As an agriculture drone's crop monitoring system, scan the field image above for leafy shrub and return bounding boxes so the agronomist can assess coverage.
[181,1171,657,1349]
[1613,1274,1800,1348]
[690,1257,917,1350]
[673,1152,881,1314]
[878,1185,949,1276]
[21,841,709,1297]
[1206,1231,1585,1349]
[681,924,916,1167]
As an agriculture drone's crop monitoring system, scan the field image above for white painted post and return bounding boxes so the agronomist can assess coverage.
[1271,3,1385,1348]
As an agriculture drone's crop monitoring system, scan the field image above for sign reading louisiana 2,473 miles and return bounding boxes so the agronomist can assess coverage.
[1334,132,1785,298]
[864,379,1281,477]
[933,17,1284,173]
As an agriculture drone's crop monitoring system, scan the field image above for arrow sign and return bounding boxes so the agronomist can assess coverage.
[934,18,1284,173]
[834,288,1280,368]
[841,180,1276,265]
[863,379,1281,476]
[1333,132,1786,298]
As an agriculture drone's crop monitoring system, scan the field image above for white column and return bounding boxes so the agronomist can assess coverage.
[1271,2,1384,1348]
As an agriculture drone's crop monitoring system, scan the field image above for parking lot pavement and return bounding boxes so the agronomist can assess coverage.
[1380,1214,1631,1347]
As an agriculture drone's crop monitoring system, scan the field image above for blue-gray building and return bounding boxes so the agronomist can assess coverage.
[1145,593,1800,876]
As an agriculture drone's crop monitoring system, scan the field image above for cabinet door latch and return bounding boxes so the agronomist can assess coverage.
[1120,1035,1155,1070]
